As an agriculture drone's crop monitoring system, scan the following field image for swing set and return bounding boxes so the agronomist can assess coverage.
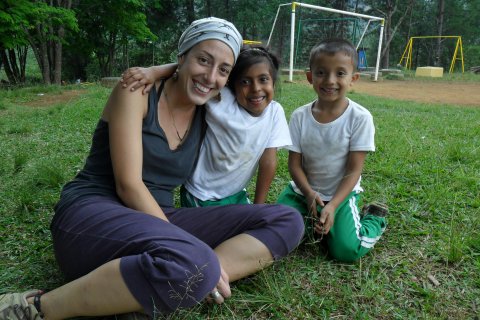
[398,36,464,73]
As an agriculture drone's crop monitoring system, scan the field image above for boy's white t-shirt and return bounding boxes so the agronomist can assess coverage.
[287,98,375,201]
[184,87,292,201]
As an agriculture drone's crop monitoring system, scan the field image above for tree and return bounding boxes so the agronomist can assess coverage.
[394,0,478,70]
[0,0,34,84]
[185,0,195,24]
[25,0,78,84]
[364,0,415,68]
[434,0,445,66]
[228,0,286,41]
[72,0,157,78]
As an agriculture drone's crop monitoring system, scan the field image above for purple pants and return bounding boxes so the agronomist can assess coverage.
[50,196,304,316]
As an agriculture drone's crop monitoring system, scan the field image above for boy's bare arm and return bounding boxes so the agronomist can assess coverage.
[121,63,178,94]
[254,148,277,204]
[316,151,367,234]
[288,151,324,218]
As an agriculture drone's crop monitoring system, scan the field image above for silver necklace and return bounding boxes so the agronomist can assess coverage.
[163,91,189,142]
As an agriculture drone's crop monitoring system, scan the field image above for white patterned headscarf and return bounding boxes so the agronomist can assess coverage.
[178,17,243,62]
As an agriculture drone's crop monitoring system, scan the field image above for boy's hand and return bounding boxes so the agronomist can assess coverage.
[306,191,324,219]
[315,203,335,235]
[121,67,155,94]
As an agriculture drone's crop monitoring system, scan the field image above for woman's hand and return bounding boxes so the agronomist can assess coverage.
[207,266,231,304]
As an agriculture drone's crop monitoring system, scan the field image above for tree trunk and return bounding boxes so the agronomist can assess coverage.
[19,46,27,82]
[377,0,414,69]
[52,0,73,84]
[0,46,28,84]
[1,49,18,84]
[354,0,360,12]
[224,0,231,21]
[48,24,54,83]
[40,38,51,84]
[98,31,118,77]
[8,49,21,80]
[434,0,445,66]
[29,23,52,85]
[206,0,212,16]
[108,37,116,76]
[378,0,395,69]
[98,56,108,78]
[123,38,129,71]
[25,0,73,85]
[186,0,195,24]
[54,25,65,84]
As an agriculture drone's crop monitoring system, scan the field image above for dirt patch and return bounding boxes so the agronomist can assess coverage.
[22,89,86,108]
[19,80,480,108]
[352,78,480,107]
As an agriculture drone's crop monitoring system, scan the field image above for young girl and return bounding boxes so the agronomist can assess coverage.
[122,46,291,206]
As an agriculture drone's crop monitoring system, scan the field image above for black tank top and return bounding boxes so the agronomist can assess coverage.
[56,83,205,210]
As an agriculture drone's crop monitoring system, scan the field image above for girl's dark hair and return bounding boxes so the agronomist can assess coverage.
[227,45,280,92]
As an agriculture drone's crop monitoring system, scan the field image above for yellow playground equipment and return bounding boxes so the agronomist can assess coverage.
[398,36,464,74]
[243,40,262,45]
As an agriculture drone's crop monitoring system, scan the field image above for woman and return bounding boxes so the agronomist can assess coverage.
[0,17,304,320]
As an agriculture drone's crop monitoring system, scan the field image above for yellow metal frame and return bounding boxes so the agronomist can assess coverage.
[243,40,262,45]
[398,36,464,73]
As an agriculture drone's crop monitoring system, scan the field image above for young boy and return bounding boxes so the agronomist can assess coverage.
[277,38,388,262]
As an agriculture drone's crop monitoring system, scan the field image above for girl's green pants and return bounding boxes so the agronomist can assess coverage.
[180,186,251,207]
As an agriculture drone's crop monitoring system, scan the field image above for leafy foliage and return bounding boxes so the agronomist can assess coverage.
[0,0,34,48]
[66,0,157,78]
[1,0,480,82]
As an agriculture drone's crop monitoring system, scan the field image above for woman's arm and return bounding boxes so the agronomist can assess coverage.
[121,64,178,94]
[254,148,277,204]
[103,83,168,221]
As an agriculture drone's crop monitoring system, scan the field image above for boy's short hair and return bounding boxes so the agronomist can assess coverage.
[309,38,358,70]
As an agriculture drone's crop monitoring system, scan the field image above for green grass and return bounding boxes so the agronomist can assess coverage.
[0,80,479,319]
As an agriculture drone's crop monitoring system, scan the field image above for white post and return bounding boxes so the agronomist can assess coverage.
[275,2,383,83]
[289,2,297,82]
[267,3,290,47]
[373,19,385,81]
[296,2,382,21]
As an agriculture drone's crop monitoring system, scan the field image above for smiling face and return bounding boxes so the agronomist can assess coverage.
[233,61,275,116]
[177,39,235,106]
[306,51,359,108]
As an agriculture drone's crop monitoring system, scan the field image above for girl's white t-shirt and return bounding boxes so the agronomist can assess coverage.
[184,88,292,201]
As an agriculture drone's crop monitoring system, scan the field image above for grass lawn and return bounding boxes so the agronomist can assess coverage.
[0,80,479,319]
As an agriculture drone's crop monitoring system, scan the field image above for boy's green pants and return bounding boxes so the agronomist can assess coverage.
[180,186,251,207]
[277,184,386,262]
